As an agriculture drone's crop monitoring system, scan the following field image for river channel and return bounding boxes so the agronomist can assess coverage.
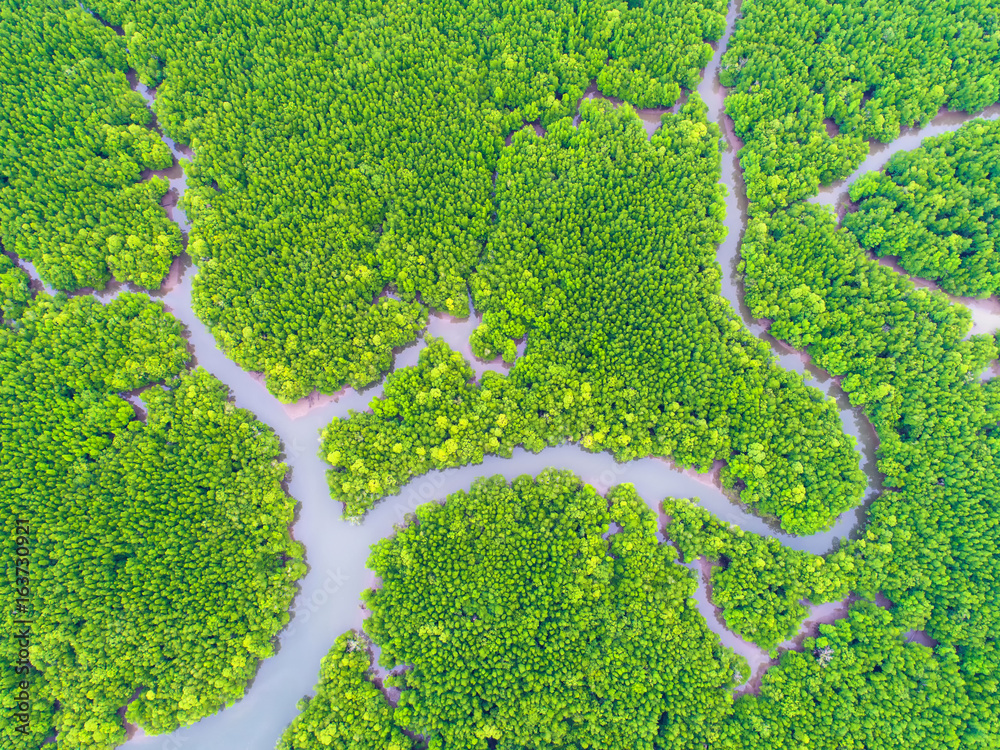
[20,2,995,747]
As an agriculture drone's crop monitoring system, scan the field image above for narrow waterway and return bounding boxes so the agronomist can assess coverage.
[810,103,1000,337]
[21,4,984,747]
[561,0,884,517]
[684,558,859,694]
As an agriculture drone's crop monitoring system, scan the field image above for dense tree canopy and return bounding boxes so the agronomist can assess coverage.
[709,5,1000,740]
[721,0,1000,213]
[0,0,182,290]
[721,603,988,749]
[664,497,860,650]
[276,632,411,750]
[363,470,743,750]
[282,470,1000,748]
[741,203,1000,650]
[844,118,1000,297]
[77,0,728,401]
[736,197,1000,740]
[322,100,864,535]
[0,255,31,320]
[307,1,999,746]
[0,276,303,748]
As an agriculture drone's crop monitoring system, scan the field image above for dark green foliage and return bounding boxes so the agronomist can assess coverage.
[363,470,741,749]
[663,497,858,649]
[845,118,1000,297]
[0,0,182,290]
[959,640,1000,745]
[276,632,411,750]
[0,289,303,748]
[740,202,1000,649]
[721,0,1000,213]
[474,96,863,532]
[722,603,986,749]
[81,0,726,402]
[323,101,865,534]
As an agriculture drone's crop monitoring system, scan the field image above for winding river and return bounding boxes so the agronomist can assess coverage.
[15,3,996,747]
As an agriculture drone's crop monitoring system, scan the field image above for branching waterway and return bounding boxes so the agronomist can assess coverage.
[810,102,1000,337]
[15,4,993,747]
